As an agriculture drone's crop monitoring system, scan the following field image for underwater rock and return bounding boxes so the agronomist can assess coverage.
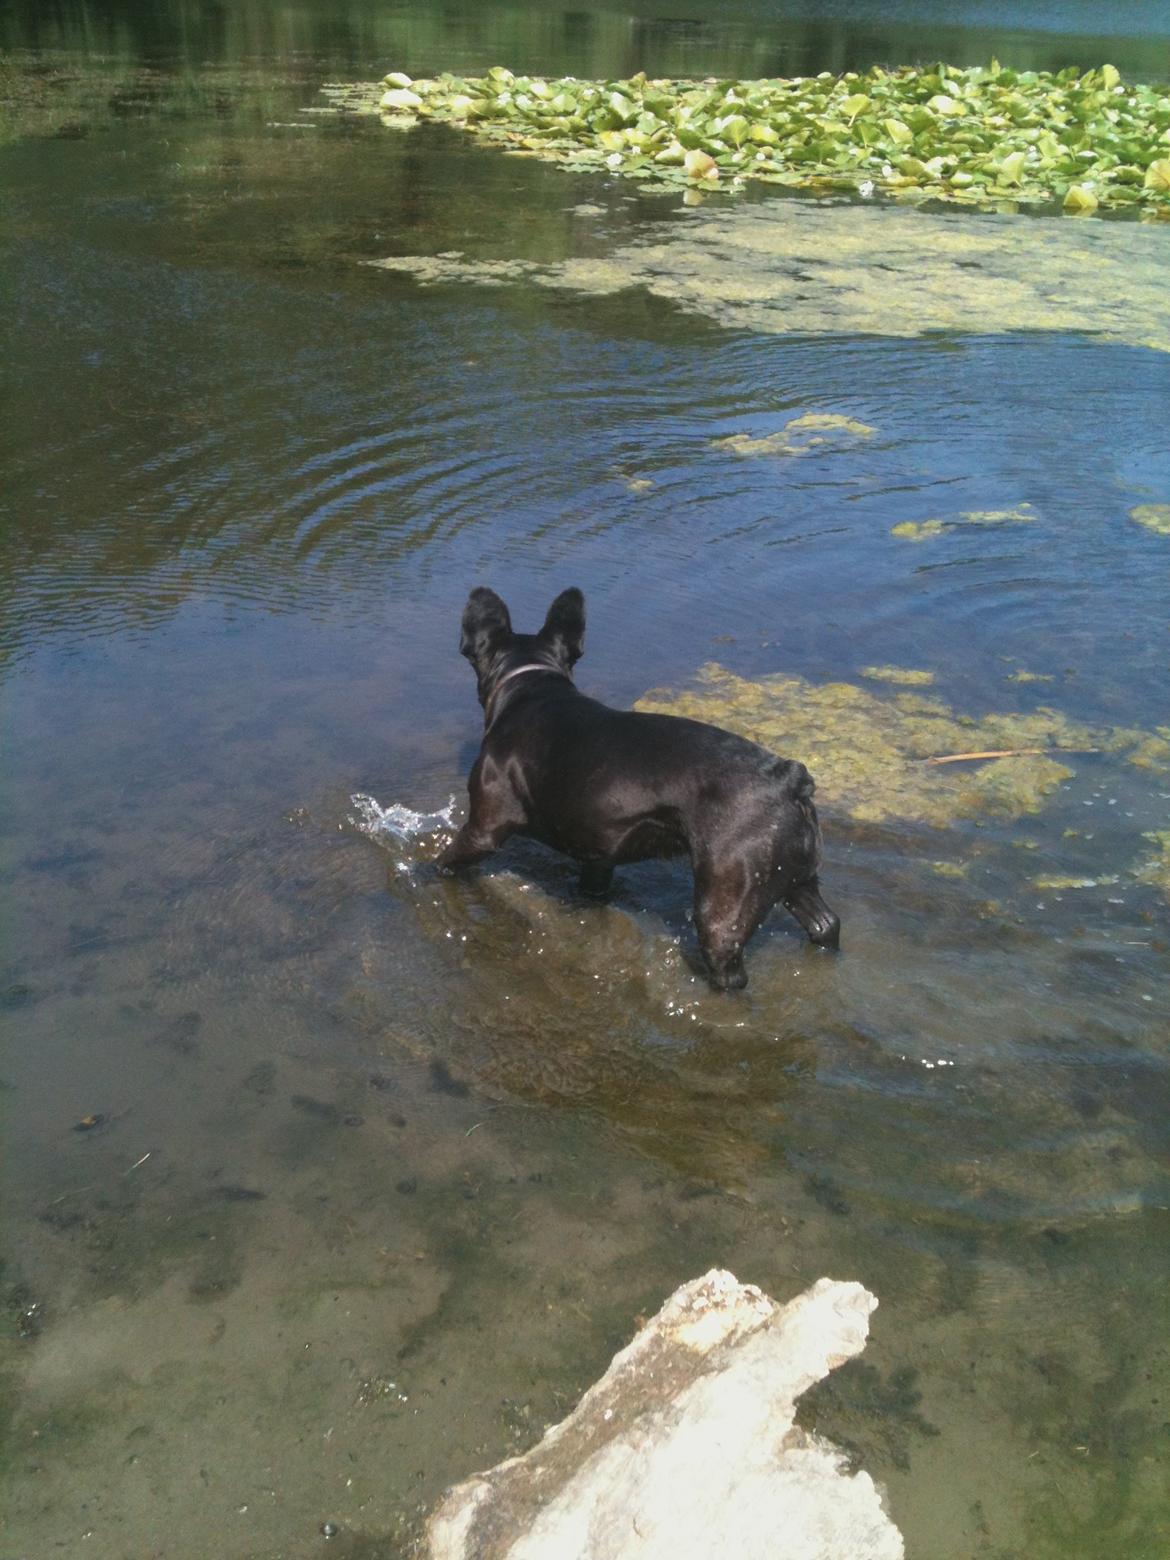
[425,1270,903,1560]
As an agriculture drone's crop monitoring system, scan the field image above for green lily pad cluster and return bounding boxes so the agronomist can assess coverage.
[373,62,1170,215]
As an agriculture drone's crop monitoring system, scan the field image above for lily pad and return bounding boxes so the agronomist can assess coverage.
[340,62,1170,217]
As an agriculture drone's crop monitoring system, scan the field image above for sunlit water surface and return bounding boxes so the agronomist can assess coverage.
[2,3,1169,1557]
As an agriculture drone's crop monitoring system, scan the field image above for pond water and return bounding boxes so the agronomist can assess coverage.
[2,2,1169,1557]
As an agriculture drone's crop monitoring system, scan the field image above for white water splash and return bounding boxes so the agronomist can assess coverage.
[349,793,460,872]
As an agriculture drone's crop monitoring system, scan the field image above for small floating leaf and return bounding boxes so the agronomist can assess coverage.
[1063,183,1099,213]
[1144,158,1170,191]
[684,148,719,180]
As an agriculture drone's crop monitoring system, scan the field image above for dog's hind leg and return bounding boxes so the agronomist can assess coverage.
[692,854,773,992]
[783,877,841,949]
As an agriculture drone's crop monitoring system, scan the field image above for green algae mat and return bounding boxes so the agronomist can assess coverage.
[360,62,1170,217]
[635,664,1170,830]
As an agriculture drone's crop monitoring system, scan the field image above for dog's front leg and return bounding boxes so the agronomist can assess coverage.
[437,819,514,870]
[578,860,615,899]
[692,854,768,992]
[437,755,521,872]
[783,877,841,949]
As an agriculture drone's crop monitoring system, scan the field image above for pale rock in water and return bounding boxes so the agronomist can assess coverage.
[425,1270,904,1560]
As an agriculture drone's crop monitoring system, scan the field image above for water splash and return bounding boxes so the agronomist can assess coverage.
[349,792,460,871]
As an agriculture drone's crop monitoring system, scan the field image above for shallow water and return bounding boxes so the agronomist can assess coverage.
[2,3,1170,1557]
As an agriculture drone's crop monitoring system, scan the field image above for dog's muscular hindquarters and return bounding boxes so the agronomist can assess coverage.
[439,586,840,990]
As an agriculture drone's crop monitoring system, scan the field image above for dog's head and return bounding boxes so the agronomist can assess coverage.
[459,586,586,704]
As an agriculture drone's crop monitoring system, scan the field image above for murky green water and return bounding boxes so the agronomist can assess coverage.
[2,3,1169,1557]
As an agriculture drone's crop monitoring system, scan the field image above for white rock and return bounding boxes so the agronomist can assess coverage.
[426,1271,904,1560]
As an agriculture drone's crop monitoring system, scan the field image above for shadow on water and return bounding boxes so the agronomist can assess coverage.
[2,3,1170,1558]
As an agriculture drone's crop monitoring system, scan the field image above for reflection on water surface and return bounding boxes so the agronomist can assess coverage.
[1,3,1169,1558]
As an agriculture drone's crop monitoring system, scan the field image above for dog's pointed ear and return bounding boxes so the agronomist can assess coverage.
[539,587,586,669]
[460,587,512,667]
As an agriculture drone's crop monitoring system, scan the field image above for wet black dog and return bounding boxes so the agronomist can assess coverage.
[439,587,839,990]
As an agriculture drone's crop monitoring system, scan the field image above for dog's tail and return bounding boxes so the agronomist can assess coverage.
[769,757,816,800]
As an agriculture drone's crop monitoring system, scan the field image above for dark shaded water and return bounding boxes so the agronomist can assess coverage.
[2,3,1170,1557]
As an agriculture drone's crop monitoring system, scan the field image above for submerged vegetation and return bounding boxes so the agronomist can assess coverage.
[891,504,1037,540]
[368,197,1170,351]
[636,665,1170,828]
[711,413,876,458]
[363,62,1170,216]
[1135,831,1170,897]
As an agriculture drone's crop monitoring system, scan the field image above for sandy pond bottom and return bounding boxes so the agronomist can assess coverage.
[3,716,1168,1559]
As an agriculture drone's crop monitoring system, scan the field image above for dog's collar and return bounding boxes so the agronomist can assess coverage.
[484,663,568,727]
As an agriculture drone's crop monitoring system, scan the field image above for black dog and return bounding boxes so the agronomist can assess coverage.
[439,587,840,990]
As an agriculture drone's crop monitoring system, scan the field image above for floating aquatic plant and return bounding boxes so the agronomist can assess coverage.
[636,664,1169,827]
[711,413,876,458]
[859,666,936,686]
[891,504,1036,540]
[367,199,1170,352]
[1130,503,1170,535]
[359,62,1170,216]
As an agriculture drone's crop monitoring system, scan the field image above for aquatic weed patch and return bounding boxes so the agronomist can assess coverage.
[1129,503,1170,535]
[361,63,1170,217]
[368,197,1170,351]
[1134,831,1170,897]
[891,504,1037,540]
[636,665,1170,828]
[711,413,876,458]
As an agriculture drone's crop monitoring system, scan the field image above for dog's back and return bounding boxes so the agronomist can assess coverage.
[489,689,822,892]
